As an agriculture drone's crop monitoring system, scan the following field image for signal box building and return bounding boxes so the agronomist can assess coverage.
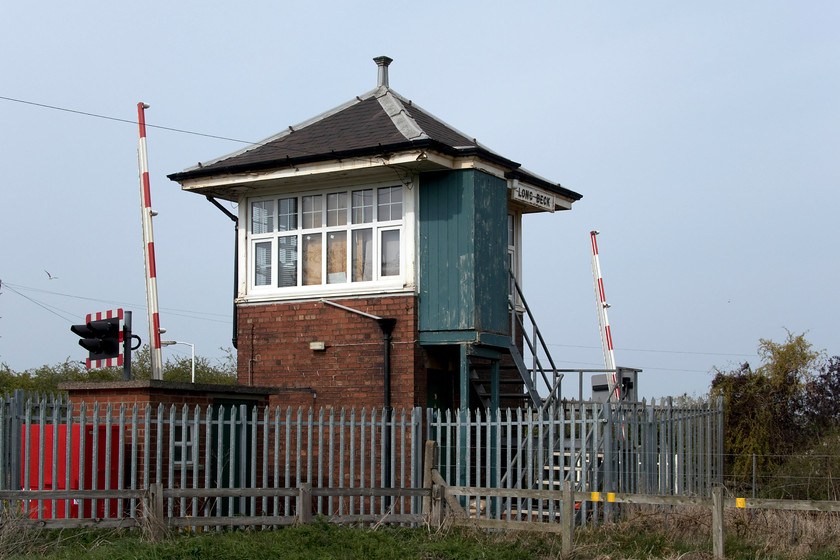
[169,57,581,413]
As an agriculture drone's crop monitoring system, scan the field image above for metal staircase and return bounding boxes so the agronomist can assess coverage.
[464,270,610,519]
[468,271,563,411]
[494,403,609,523]
[466,355,534,410]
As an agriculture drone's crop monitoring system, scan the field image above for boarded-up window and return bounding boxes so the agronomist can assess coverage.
[302,233,322,285]
[327,231,347,284]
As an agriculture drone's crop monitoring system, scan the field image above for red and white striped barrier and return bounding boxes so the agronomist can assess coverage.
[137,102,163,380]
[590,231,619,401]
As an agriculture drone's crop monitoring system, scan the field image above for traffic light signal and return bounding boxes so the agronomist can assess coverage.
[71,309,124,369]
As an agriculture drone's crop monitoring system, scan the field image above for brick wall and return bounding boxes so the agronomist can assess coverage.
[60,381,275,491]
[235,294,424,412]
[61,381,274,412]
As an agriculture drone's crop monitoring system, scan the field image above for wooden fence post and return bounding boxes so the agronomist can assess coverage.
[712,486,725,559]
[147,482,165,542]
[562,481,574,557]
[298,483,312,525]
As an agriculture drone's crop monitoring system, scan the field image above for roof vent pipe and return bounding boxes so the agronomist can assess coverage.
[374,56,393,88]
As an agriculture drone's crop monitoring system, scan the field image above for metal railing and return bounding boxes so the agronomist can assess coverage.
[1,394,425,525]
[427,398,724,526]
[508,271,562,411]
[1,392,722,530]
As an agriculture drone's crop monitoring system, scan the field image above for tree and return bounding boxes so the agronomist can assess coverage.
[710,331,820,482]
[800,356,840,434]
[0,359,122,394]
[127,345,237,385]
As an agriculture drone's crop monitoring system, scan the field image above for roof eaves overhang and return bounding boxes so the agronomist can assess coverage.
[168,138,521,184]
[170,146,505,201]
[505,168,582,203]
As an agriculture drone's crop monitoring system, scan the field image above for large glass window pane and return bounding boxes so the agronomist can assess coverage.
[277,236,298,287]
[251,200,274,234]
[302,233,322,285]
[302,195,323,229]
[327,231,347,284]
[380,229,400,277]
[352,229,372,282]
[278,197,298,232]
[377,186,403,221]
[327,192,348,227]
[255,241,272,286]
[352,189,373,224]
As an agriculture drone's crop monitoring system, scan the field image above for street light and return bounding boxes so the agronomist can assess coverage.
[161,340,195,383]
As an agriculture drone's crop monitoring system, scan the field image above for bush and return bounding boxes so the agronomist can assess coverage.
[0,346,236,394]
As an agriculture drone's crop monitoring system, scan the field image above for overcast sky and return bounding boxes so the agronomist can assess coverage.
[1,1,837,400]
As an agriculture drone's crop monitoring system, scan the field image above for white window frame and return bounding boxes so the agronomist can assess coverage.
[173,422,196,468]
[508,211,523,310]
[243,180,411,300]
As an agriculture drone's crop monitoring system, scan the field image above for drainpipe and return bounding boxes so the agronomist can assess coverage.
[321,300,397,492]
[377,318,396,498]
[205,196,238,349]
[377,318,397,412]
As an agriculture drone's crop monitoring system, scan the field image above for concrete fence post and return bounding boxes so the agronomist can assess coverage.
[712,486,725,559]
[562,480,574,557]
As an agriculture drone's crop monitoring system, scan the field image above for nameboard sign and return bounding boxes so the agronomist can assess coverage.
[511,183,555,212]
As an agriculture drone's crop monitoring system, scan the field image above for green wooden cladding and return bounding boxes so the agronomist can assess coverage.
[418,169,509,346]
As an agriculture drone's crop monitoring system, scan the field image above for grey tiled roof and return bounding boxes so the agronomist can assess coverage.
[209,97,409,169]
[168,84,581,201]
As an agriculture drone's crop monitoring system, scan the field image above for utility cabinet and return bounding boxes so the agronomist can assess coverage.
[21,424,125,519]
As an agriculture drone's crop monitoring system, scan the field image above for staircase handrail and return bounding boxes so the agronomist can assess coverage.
[509,270,563,411]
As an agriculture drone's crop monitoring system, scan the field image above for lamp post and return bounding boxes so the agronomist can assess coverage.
[161,340,195,383]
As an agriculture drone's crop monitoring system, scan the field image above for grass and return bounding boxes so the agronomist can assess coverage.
[2,509,839,560]
[0,521,556,560]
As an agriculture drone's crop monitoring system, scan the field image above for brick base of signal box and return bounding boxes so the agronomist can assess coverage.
[234,294,425,412]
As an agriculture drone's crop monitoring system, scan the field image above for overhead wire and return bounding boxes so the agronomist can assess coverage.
[549,341,757,374]
[549,342,756,359]
[0,95,258,351]
[555,358,714,374]
[5,279,741,371]
[0,94,356,161]
[0,281,78,323]
[2,281,231,324]
[0,95,255,145]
